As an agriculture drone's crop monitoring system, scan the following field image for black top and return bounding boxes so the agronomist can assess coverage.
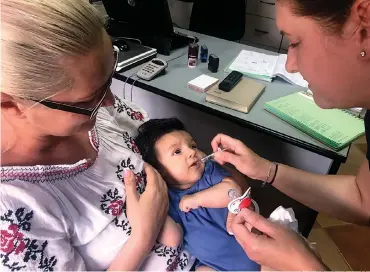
[365,110,370,169]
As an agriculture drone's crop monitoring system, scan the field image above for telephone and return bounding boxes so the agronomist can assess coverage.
[136,58,168,81]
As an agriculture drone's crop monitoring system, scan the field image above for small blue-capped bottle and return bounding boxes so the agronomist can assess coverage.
[200,45,208,63]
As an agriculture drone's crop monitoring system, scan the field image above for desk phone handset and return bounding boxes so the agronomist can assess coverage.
[137,58,168,81]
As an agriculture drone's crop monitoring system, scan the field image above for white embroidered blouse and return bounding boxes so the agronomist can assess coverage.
[0,96,194,271]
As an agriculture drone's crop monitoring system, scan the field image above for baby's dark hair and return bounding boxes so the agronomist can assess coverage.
[135,117,187,169]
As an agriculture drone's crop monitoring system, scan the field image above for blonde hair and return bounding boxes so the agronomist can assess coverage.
[1,0,105,100]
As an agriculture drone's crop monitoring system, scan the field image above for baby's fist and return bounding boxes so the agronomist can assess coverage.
[180,194,199,212]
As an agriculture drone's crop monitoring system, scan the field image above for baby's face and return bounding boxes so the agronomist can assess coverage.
[155,130,205,188]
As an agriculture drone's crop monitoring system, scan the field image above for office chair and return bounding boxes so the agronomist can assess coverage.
[180,0,246,41]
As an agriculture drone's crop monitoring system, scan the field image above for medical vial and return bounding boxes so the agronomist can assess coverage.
[188,43,199,68]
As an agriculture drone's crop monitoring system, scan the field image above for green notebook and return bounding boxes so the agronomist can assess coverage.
[264,92,365,150]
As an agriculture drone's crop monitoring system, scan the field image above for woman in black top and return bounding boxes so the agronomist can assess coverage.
[210,0,370,270]
[365,112,370,166]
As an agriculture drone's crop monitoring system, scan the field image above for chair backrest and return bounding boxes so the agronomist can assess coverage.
[189,0,246,41]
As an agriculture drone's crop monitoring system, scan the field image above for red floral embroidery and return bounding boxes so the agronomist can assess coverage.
[136,175,143,185]
[135,171,146,194]
[166,258,179,271]
[88,127,100,152]
[113,95,146,122]
[130,139,140,153]
[1,208,57,271]
[122,132,141,154]
[100,188,131,234]
[1,224,26,255]
[1,159,92,182]
[109,200,124,216]
[132,111,144,121]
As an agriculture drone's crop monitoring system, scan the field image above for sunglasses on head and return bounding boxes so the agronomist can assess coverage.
[31,47,119,119]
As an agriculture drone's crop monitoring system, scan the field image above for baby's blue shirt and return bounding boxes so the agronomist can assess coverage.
[168,161,260,271]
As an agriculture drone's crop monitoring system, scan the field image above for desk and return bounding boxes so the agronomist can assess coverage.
[112,29,350,237]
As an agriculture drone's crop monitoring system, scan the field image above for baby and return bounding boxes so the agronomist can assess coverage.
[135,118,260,271]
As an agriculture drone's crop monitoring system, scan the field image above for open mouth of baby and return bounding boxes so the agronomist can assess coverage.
[190,161,199,168]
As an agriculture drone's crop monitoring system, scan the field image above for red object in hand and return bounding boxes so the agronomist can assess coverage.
[239,198,252,210]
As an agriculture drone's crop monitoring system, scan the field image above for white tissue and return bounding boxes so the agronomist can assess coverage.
[268,206,299,233]
[268,206,319,254]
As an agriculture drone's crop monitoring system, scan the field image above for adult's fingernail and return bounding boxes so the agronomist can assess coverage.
[124,169,130,177]
[241,207,252,215]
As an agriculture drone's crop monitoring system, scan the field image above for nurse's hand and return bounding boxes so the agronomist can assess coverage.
[226,212,237,234]
[231,208,327,271]
[211,134,272,181]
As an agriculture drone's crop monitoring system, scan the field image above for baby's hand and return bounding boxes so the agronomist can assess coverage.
[179,194,200,212]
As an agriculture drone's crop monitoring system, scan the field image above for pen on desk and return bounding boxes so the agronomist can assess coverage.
[200,148,228,163]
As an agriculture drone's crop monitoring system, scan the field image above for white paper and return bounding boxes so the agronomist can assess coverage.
[228,50,278,78]
[188,74,219,89]
[273,54,309,88]
[228,51,308,87]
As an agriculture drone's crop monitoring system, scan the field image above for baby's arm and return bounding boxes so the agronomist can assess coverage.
[157,215,183,247]
[223,164,251,193]
[180,177,242,211]
[196,177,241,208]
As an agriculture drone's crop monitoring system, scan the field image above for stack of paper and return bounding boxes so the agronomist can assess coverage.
[225,50,308,88]
[306,89,366,119]
[264,92,365,150]
[187,74,219,93]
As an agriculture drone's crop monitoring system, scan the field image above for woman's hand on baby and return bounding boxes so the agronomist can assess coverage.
[180,194,200,213]
[231,208,327,271]
[123,163,169,251]
[211,134,271,181]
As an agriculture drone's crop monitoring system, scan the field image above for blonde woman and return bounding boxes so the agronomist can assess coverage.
[1,0,195,270]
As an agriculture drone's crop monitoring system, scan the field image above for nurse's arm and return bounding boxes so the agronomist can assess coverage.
[270,161,370,225]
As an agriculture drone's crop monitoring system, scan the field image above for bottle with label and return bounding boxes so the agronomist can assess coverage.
[188,43,199,68]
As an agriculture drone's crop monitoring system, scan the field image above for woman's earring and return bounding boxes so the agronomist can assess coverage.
[360,51,366,57]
